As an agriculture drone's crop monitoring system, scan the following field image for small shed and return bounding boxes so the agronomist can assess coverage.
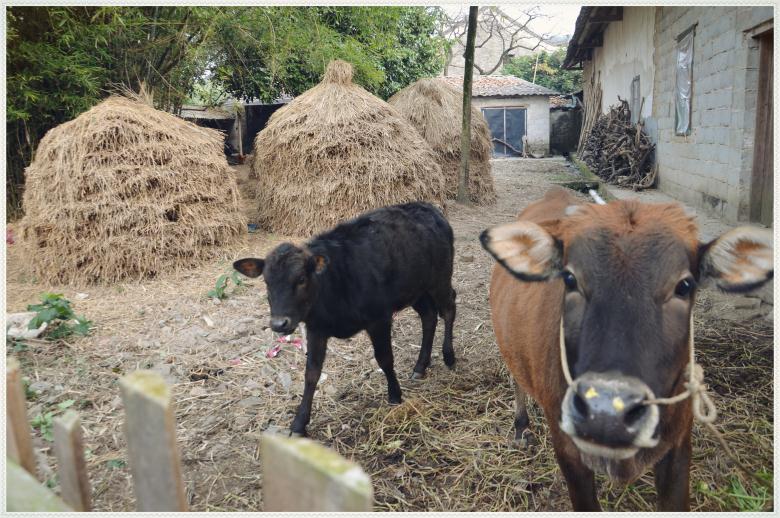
[549,94,583,155]
[443,75,558,157]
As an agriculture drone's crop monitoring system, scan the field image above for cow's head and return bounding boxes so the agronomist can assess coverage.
[234,243,328,335]
[481,200,772,463]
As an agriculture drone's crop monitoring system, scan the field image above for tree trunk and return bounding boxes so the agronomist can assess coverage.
[457,6,478,203]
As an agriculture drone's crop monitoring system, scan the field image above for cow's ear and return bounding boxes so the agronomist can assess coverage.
[233,258,265,278]
[480,221,562,281]
[699,226,773,292]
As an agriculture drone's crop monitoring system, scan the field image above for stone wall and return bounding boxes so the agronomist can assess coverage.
[652,6,773,221]
[472,96,551,155]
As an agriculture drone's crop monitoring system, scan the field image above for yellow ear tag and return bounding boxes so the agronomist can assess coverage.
[584,386,599,399]
[612,397,625,412]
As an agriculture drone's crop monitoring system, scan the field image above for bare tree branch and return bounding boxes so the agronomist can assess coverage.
[437,6,554,76]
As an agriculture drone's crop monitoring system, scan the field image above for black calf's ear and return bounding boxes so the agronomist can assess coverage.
[312,255,328,274]
[479,221,562,281]
[699,226,773,292]
[233,258,265,278]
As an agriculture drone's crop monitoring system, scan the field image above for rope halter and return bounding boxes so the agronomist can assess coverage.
[558,311,717,423]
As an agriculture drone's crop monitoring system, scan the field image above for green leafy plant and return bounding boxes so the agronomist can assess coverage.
[31,399,76,442]
[207,270,244,300]
[106,459,127,469]
[696,470,773,511]
[27,293,92,340]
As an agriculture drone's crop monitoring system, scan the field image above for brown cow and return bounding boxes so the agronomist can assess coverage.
[480,187,773,511]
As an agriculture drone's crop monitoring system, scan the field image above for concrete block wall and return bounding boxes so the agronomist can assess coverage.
[652,6,773,222]
[472,96,551,155]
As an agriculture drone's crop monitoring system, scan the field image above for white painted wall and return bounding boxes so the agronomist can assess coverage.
[590,7,656,119]
[472,96,551,155]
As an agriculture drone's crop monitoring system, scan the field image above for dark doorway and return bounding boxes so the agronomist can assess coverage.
[482,107,526,157]
[750,29,773,226]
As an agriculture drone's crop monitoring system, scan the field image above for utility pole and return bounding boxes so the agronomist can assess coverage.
[457,6,478,204]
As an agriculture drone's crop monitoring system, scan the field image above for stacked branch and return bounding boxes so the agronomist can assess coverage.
[581,98,656,190]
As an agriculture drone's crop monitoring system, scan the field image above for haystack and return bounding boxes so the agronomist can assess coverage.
[251,60,446,236]
[20,96,245,284]
[389,78,496,205]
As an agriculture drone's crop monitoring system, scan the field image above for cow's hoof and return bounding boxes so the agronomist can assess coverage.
[512,430,535,449]
[289,429,307,438]
[388,395,403,405]
[443,352,456,369]
[410,371,426,380]
[511,436,528,449]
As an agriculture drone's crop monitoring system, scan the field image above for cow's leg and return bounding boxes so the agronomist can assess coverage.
[367,319,402,404]
[411,295,437,379]
[290,331,328,436]
[550,425,601,511]
[512,378,530,447]
[654,429,692,511]
[435,287,456,369]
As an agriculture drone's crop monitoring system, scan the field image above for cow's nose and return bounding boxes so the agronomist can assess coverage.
[565,373,655,448]
[270,316,292,333]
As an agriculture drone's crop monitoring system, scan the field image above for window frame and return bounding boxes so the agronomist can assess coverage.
[674,24,697,136]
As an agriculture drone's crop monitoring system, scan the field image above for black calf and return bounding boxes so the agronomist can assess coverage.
[234,202,457,436]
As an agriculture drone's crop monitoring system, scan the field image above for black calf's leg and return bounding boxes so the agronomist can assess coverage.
[437,287,456,368]
[367,319,402,404]
[290,331,328,436]
[411,295,437,379]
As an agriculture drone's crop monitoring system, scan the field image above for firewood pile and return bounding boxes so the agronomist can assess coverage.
[581,98,656,190]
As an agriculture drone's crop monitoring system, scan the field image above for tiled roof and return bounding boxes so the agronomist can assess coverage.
[441,75,559,97]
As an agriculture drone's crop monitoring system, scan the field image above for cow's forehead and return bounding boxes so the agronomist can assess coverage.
[566,227,693,282]
[558,200,699,254]
[266,243,306,277]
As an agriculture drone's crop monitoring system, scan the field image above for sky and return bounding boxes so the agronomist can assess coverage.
[443,5,582,39]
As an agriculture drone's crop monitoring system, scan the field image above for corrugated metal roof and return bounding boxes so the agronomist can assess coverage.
[441,75,559,97]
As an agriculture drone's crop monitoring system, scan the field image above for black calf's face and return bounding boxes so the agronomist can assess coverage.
[234,243,327,335]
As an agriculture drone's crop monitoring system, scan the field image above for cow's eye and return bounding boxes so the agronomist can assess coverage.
[674,278,695,297]
[561,271,578,291]
[297,276,306,286]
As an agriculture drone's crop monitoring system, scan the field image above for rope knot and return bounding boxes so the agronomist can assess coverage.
[684,362,717,424]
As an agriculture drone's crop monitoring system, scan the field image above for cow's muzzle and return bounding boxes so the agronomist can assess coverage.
[270,316,296,335]
[560,372,659,460]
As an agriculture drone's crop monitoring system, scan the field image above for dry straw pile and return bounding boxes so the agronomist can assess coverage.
[389,78,496,205]
[251,60,446,236]
[20,96,245,285]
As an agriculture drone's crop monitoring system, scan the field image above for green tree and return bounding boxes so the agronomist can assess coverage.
[6,7,445,219]
[207,7,444,102]
[502,47,582,94]
[6,6,214,219]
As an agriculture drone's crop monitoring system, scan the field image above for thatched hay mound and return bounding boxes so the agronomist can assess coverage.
[20,96,245,285]
[251,60,445,236]
[389,78,496,205]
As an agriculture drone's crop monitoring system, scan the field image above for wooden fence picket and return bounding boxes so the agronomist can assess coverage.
[261,433,373,511]
[119,370,188,511]
[7,356,37,476]
[53,410,92,511]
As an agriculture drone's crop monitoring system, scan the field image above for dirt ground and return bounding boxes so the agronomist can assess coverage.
[6,157,773,511]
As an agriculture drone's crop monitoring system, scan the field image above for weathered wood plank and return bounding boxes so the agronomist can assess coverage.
[262,433,373,512]
[7,459,72,512]
[7,356,37,477]
[120,370,188,512]
[53,410,92,511]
